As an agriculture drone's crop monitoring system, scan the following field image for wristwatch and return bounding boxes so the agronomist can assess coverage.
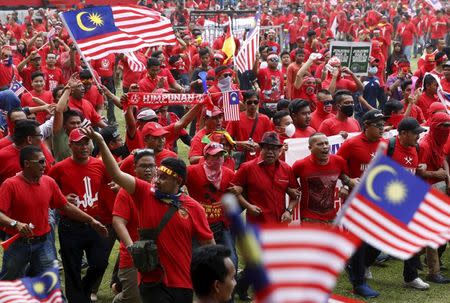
[285,208,293,215]
[10,220,17,228]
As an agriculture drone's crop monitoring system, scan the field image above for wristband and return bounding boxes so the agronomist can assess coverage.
[285,208,293,215]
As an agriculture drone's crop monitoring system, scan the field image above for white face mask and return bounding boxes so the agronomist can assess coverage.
[285,123,296,138]
[218,77,232,91]
[368,66,378,75]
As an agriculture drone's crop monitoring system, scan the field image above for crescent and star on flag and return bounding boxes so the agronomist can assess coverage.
[365,165,408,205]
[76,11,104,32]
[32,271,59,295]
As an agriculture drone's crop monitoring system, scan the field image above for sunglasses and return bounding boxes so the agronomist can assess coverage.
[246,101,259,105]
[323,101,333,106]
[222,73,232,78]
[29,159,46,165]
[269,58,279,62]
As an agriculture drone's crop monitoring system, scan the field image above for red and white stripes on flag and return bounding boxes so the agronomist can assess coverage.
[259,225,360,303]
[235,26,260,74]
[124,51,146,72]
[222,91,240,121]
[0,280,63,303]
[425,72,450,112]
[342,190,450,260]
[64,6,176,60]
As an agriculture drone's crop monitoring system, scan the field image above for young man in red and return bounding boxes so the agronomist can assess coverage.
[417,74,439,120]
[288,99,316,137]
[87,127,214,303]
[43,52,64,92]
[17,50,42,90]
[21,71,53,124]
[113,149,156,303]
[48,129,113,303]
[256,53,285,108]
[0,108,27,150]
[286,48,305,100]
[92,53,117,124]
[293,132,356,223]
[396,14,417,62]
[0,46,19,90]
[0,145,107,280]
[319,90,361,136]
[185,142,237,267]
[79,69,104,114]
[311,89,335,130]
[321,57,364,94]
[138,57,171,93]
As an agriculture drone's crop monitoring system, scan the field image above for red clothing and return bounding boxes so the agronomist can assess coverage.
[401,100,425,123]
[113,188,139,269]
[0,143,54,184]
[286,62,302,99]
[337,133,383,178]
[322,76,358,92]
[293,154,348,221]
[417,93,438,120]
[257,68,284,103]
[310,110,334,131]
[185,164,235,224]
[49,157,109,219]
[318,116,361,136]
[138,73,169,92]
[292,126,316,138]
[120,149,177,176]
[397,21,416,46]
[92,54,115,78]
[231,157,299,224]
[21,90,53,124]
[0,63,19,89]
[131,179,213,287]
[390,138,418,174]
[0,136,12,150]
[430,16,448,40]
[43,66,64,92]
[121,52,147,89]
[0,174,66,236]
[83,85,104,109]
[188,128,211,159]
[19,66,39,90]
[68,96,102,125]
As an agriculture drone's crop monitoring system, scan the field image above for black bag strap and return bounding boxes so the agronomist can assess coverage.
[249,114,259,139]
[387,137,396,157]
[139,203,179,240]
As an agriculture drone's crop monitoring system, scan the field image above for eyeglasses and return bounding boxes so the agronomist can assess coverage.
[137,163,156,170]
[28,159,46,165]
[246,101,259,105]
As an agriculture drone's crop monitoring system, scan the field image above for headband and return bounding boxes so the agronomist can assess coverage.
[216,68,233,78]
[159,165,178,178]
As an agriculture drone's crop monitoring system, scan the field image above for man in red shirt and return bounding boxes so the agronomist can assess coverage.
[120,122,177,175]
[230,131,299,300]
[49,129,113,303]
[112,149,156,303]
[0,46,20,90]
[139,57,182,93]
[86,127,214,303]
[293,133,355,223]
[319,90,361,136]
[17,51,42,91]
[429,10,448,45]
[20,71,53,124]
[92,53,117,124]
[185,142,237,267]
[43,52,64,92]
[288,99,316,137]
[256,53,284,108]
[0,108,27,150]
[311,89,335,130]
[337,110,386,298]
[442,61,450,92]
[396,14,417,62]
[79,70,104,114]
[417,74,439,120]
[118,51,147,93]
[0,119,54,184]
[400,80,426,123]
[322,57,364,94]
[286,49,305,99]
[0,145,106,280]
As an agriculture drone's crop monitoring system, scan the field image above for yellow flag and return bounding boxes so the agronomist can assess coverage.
[222,17,236,64]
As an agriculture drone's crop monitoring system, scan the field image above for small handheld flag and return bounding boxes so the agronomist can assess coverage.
[223,91,240,121]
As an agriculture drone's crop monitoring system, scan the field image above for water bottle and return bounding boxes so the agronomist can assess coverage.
[248,138,256,156]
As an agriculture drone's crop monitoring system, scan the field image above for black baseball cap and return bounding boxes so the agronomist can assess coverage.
[100,126,120,144]
[361,109,387,124]
[397,117,427,134]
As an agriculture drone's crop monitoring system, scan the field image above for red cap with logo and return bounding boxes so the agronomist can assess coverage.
[142,122,169,137]
[69,128,87,142]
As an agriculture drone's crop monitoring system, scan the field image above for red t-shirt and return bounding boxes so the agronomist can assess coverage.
[113,188,139,269]
[0,174,67,236]
[286,62,302,99]
[417,93,438,120]
[0,63,19,89]
[185,164,235,224]
[231,157,299,224]
[401,100,425,123]
[131,179,213,287]
[120,149,177,176]
[337,133,383,178]
[310,111,334,131]
[21,90,54,124]
[292,126,316,138]
[121,53,147,89]
[92,54,115,78]
[293,154,348,220]
[322,77,358,92]
[138,74,169,93]
[0,143,54,184]
[318,116,361,136]
[390,138,418,174]
[49,157,109,219]
[430,16,448,39]
[19,66,39,91]
[68,96,102,125]
[83,86,104,109]
[188,128,210,159]
[257,68,284,103]
[397,21,416,46]
[43,66,64,92]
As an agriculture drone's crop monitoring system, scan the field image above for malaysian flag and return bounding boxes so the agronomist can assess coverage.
[329,294,365,303]
[222,194,360,303]
[235,14,260,73]
[339,154,450,260]
[10,80,26,97]
[124,51,146,72]
[59,5,176,61]
[223,91,240,121]
[423,73,450,115]
[0,267,63,303]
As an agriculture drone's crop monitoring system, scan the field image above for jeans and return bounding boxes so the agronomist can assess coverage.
[91,224,117,294]
[59,218,110,303]
[403,45,413,62]
[403,254,420,282]
[140,283,193,303]
[347,242,380,287]
[113,267,142,303]
[101,76,116,124]
[212,225,238,269]
[0,234,55,280]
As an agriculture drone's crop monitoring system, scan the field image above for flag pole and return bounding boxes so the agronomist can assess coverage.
[58,12,103,89]
[333,141,388,226]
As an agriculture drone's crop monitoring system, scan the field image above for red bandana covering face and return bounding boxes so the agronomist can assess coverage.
[203,157,224,189]
[421,112,450,169]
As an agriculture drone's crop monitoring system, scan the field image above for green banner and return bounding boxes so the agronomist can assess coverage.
[330,41,372,76]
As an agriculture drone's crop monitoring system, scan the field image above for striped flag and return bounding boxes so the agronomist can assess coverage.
[0,267,63,302]
[258,224,360,303]
[329,294,365,303]
[59,5,176,60]
[124,51,146,72]
[10,80,26,97]
[235,16,260,73]
[424,72,450,113]
[223,91,240,121]
[339,154,450,260]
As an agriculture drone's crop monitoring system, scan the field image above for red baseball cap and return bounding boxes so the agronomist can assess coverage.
[69,128,87,142]
[142,122,169,137]
[203,142,225,156]
[205,106,223,118]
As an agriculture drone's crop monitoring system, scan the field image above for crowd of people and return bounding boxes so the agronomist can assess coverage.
[0,0,449,302]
